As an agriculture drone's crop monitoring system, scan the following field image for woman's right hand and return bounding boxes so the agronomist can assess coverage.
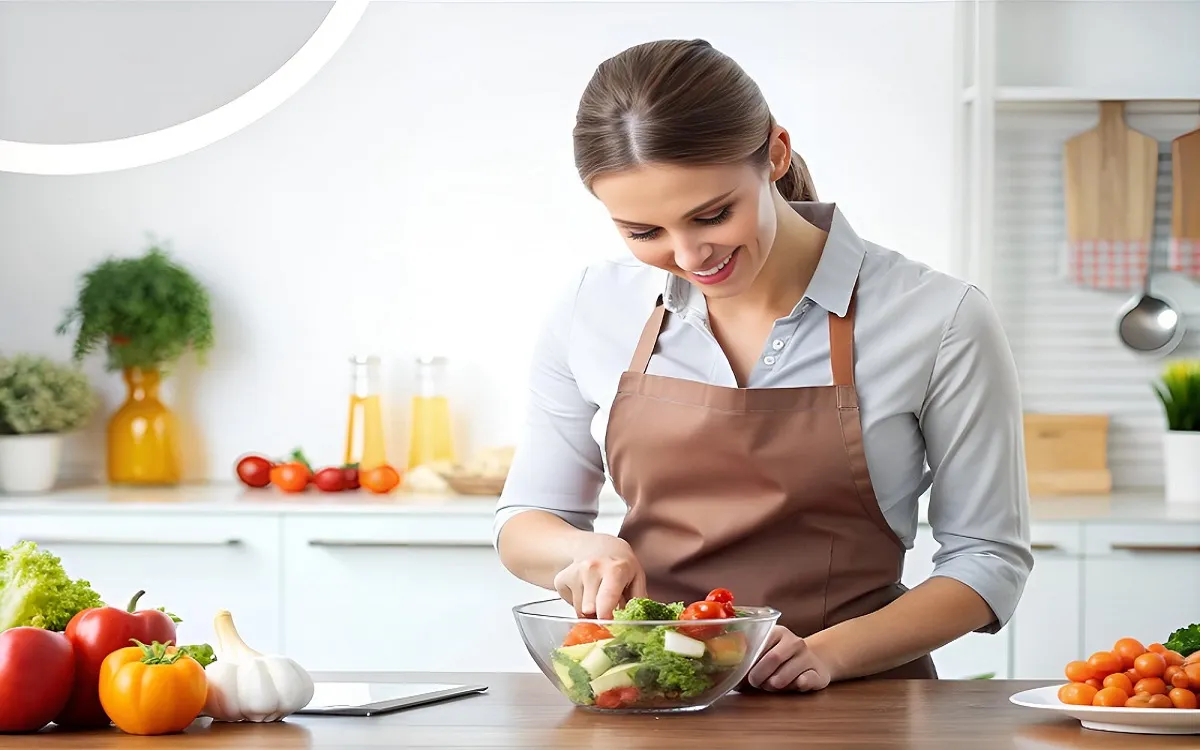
[552,534,647,619]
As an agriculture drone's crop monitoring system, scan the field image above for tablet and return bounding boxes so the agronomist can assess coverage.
[295,681,488,717]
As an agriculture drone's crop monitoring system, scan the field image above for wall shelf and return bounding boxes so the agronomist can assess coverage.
[963,85,1200,106]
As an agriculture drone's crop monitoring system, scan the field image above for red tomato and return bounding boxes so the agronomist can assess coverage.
[342,465,360,490]
[594,686,640,709]
[234,454,272,488]
[705,588,734,605]
[677,601,728,640]
[312,467,347,492]
[562,623,613,647]
[0,627,75,732]
[270,462,311,493]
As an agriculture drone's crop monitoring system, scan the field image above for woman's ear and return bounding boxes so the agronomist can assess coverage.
[768,125,793,180]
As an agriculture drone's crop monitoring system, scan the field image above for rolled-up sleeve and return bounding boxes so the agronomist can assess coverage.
[918,285,1033,633]
[493,268,607,547]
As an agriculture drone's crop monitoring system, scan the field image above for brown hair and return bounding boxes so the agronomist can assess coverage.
[573,39,817,201]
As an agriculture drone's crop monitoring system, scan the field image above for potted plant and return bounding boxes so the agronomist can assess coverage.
[57,244,214,485]
[1153,359,1200,504]
[0,354,98,493]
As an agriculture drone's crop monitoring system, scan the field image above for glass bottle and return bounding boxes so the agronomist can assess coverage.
[107,367,181,484]
[407,356,456,468]
[344,356,388,471]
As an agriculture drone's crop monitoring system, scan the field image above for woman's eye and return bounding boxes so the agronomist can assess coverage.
[628,227,661,241]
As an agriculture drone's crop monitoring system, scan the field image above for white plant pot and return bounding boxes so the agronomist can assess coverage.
[1162,430,1200,504]
[0,433,64,494]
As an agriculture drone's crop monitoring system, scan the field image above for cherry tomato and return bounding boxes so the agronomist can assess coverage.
[677,601,727,640]
[594,686,640,709]
[1125,693,1153,708]
[269,462,310,493]
[1169,688,1198,710]
[1164,665,1189,689]
[1147,694,1173,709]
[1058,682,1098,706]
[1164,650,1185,667]
[312,467,347,492]
[1092,686,1128,707]
[705,588,734,605]
[1087,651,1123,677]
[561,623,613,647]
[1124,668,1141,685]
[1084,678,1103,690]
[234,454,272,488]
[342,466,360,490]
[1134,651,1167,679]
[1134,677,1168,696]
[1112,638,1146,669]
[1064,661,1095,682]
[360,465,402,494]
[1103,672,1134,694]
[1148,642,1167,654]
[1183,663,1200,689]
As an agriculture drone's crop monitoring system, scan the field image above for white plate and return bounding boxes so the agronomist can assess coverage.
[1009,685,1200,735]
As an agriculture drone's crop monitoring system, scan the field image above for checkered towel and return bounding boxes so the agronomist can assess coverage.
[1168,238,1200,276]
[1065,239,1150,290]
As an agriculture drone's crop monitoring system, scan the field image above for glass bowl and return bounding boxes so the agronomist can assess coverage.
[512,597,781,713]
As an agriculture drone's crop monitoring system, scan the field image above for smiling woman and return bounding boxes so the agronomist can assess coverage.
[495,39,1033,697]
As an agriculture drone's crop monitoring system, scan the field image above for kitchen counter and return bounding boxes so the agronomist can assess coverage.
[3,482,1200,524]
[7,672,1194,749]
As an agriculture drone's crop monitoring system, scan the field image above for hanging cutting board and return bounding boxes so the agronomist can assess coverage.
[1063,101,1159,248]
[1172,124,1200,243]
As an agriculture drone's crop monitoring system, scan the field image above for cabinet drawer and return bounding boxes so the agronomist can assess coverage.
[1083,523,1200,556]
[1027,521,1084,557]
[3,513,283,652]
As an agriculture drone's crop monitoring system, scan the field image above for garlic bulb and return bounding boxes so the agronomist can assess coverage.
[202,610,315,722]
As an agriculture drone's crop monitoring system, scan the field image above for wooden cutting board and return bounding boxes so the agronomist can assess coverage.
[1063,101,1159,245]
[1172,124,1200,242]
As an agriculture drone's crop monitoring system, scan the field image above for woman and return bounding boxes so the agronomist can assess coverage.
[494,39,1032,693]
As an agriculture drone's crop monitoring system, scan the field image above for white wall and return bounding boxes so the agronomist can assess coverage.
[0,1,958,483]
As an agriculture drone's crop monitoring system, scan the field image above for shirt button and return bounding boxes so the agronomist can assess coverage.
[764,355,777,366]
[772,339,784,350]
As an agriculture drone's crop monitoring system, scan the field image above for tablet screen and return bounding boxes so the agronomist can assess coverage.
[305,682,472,710]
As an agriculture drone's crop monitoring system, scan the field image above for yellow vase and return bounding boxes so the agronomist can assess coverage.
[107,367,181,485]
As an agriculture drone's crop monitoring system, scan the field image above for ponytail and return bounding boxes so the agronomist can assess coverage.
[775,149,817,201]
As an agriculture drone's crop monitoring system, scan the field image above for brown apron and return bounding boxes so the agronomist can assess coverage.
[604,288,937,681]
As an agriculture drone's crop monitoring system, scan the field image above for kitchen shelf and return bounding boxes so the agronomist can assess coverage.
[962,85,1200,107]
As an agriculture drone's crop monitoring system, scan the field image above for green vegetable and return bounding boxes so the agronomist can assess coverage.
[613,598,685,622]
[177,643,218,668]
[628,626,712,698]
[551,651,594,705]
[0,541,104,631]
[1165,623,1200,658]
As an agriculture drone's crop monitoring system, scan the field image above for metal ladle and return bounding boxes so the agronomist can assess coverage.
[1116,215,1185,355]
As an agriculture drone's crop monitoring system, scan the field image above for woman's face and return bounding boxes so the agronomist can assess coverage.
[589,149,789,301]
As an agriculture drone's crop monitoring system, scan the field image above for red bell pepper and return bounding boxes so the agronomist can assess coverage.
[53,590,178,729]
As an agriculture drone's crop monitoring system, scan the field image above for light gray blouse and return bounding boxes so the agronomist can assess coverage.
[494,202,1033,633]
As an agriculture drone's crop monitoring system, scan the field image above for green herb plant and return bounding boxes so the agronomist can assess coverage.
[0,354,98,435]
[57,245,214,374]
[1153,360,1200,431]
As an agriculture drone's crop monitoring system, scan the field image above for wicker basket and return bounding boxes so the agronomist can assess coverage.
[440,473,507,496]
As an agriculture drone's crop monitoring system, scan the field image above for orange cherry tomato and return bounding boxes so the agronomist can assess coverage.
[1183,663,1200,690]
[1147,694,1174,709]
[1169,688,1198,710]
[1103,672,1135,694]
[561,623,613,647]
[1124,667,1142,685]
[1125,693,1153,708]
[1134,651,1167,679]
[1134,677,1168,696]
[1085,678,1103,690]
[1148,642,1167,654]
[1165,666,1189,689]
[269,461,310,493]
[360,464,402,494]
[1164,650,1185,667]
[1058,682,1099,706]
[1092,686,1128,707]
[1112,638,1146,669]
[1064,661,1096,683]
[1088,651,1123,677]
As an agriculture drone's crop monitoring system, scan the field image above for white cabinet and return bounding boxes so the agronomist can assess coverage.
[1009,523,1083,679]
[902,526,1012,679]
[280,514,549,673]
[1,512,283,653]
[1081,523,1200,655]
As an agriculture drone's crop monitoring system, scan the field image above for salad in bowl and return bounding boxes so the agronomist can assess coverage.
[512,587,780,713]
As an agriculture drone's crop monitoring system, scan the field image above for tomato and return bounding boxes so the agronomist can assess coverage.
[1165,665,1189,689]
[1087,651,1123,677]
[1147,694,1173,709]
[705,588,734,605]
[1124,668,1141,685]
[312,467,347,492]
[1058,682,1098,706]
[1084,678,1103,690]
[0,628,75,733]
[1103,672,1134,694]
[1134,677,1168,696]
[98,642,207,735]
[1064,660,1095,682]
[594,686,640,709]
[1125,693,1153,708]
[1169,687,1198,709]
[1164,650,1185,667]
[1148,642,1167,654]
[1092,686,1128,707]
[270,461,310,493]
[1134,651,1167,679]
[1183,663,1200,690]
[342,465,360,490]
[234,454,272,488]
[562,623,613,647]
[677,601,728,640]
[1112,637,1146,669]
[360,465,402,494]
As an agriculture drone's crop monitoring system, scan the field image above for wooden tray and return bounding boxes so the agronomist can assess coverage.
[440,474,507,496]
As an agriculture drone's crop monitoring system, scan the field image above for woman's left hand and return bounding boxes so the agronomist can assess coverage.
[745,626,833,692]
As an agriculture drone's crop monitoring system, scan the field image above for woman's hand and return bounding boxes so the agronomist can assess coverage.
[746,626,834,692]
[552,534,647,619]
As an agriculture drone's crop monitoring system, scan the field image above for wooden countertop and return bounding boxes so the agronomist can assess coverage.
[10,672,1198,749]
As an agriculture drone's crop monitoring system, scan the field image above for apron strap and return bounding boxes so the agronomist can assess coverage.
[629,295,668,374]
[828,287,858,387]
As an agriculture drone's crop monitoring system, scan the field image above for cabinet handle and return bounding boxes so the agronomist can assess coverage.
[307,539,492,549]
[1030,543,1061,551]
[23,537,243,547]
[1110,543,1200,554]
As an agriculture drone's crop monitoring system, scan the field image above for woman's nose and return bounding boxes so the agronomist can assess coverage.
[673,240,715,272]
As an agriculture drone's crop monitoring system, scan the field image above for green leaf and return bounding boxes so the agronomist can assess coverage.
[177,643,218,668]
[1152,360,1200,431]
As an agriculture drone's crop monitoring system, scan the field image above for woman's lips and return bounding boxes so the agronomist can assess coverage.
[690,248,740,286]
